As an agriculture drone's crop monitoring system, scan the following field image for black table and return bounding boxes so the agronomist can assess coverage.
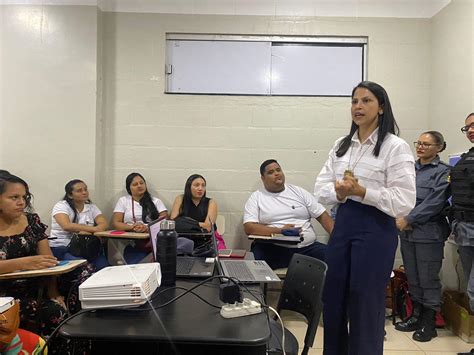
[60,279,270,354]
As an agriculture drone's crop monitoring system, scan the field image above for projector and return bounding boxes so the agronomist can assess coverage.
[79,263,161,309]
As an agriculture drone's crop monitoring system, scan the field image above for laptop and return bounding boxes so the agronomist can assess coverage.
[148,220,214,279]
[148,219,215,279]
[211,224,280,283]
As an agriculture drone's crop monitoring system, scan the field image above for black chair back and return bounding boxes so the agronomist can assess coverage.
[276,254,327,354]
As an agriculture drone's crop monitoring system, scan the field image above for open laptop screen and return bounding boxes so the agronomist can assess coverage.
[148,217,166,261]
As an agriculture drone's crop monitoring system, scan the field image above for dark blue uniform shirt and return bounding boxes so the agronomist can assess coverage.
[400,156,451,243]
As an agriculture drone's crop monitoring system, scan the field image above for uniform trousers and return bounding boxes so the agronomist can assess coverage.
[399,239,444,310]
[323,200,397,355]
[458,245,474,311]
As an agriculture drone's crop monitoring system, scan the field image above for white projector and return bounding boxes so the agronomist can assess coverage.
[79,263,161,309]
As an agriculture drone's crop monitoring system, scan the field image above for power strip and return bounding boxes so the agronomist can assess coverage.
[220,298,262,318]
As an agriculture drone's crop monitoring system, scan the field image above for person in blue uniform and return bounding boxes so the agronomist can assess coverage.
[314,81,416,355]
[453,113,474,355]
[394,131,451,342]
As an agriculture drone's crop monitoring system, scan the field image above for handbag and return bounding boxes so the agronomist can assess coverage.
[0,300,20,350]
[174,217,204,233]
[68,233,101,260]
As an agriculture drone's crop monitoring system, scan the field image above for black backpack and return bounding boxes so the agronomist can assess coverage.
[451,147,474,212]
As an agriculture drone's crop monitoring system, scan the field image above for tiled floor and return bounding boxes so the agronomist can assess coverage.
[282,314,473,355]
[267,289,473,355]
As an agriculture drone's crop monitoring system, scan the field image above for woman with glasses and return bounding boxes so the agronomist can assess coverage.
[452,114,474,355]
[394,131,451,342]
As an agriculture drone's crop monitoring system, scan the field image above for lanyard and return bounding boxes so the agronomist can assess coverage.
[131,198,137,223]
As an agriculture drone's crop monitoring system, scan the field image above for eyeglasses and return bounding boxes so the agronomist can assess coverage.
[461,124,474,133]
[413,142,438,149]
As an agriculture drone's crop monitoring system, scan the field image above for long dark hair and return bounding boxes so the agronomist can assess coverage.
[0,173,33,212]
[181,174,207,217]
[336,81,399,158]
[63,179,91,223]
[125,172,158,222]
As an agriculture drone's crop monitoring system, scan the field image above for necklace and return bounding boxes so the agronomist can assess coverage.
[344,142,373,178]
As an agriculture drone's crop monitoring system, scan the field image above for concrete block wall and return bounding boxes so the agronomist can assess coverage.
[101,13,431,255]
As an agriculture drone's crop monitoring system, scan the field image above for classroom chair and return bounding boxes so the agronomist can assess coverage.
[267,253,327,355]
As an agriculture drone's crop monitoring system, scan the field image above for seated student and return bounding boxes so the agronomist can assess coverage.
[111,172,168,263]
[49,179,109,270]
[170,174,217,232]
[0,173,93,351]
[244,159,334,269]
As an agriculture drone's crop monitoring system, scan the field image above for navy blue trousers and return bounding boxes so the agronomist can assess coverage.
[323,200,397,355]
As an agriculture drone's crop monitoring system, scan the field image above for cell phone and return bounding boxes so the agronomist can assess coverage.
[229,249,246,258]
[218,249,232,258]
[52,260,69,267]
[218,249,246,258]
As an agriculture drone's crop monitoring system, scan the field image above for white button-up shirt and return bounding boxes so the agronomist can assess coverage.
[314,129,416,218]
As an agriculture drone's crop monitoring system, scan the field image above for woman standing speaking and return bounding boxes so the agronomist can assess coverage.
[314,81,416,355]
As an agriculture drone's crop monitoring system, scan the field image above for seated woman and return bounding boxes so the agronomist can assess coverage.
[0,173,93,350]
[111,172,168,264]
[170,174,217,232]
[170,174,225,250]
[49,179,109,270]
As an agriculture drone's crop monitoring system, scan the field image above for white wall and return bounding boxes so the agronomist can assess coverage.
[0,5,100,220]
[0,4,452,260]
[430,0,474,290]
[100,13,431,251]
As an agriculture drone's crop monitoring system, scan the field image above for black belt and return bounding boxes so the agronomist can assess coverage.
[453,210,474,222]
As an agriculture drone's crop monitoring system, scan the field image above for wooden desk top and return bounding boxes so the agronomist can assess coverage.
[94,230,149,239]
[0,259,87,280]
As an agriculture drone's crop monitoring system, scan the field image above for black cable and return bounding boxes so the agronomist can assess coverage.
[125,285,222,310]
[121,275,239,312]
[39,309,93,355]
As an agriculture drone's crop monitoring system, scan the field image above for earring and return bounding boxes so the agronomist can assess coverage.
[379,111,383,115]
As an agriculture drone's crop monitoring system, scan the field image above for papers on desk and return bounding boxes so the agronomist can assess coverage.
[247,234,303,244]
[0,259,87,280]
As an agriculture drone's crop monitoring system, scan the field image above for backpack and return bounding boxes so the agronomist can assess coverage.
[393,268,413,321]
[393,267,446,327]
[174,216,204,233]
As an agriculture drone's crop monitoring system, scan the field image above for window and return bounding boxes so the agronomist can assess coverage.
[165,34,367,97]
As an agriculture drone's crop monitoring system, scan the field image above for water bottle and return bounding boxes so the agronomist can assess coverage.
[156,220,177,286]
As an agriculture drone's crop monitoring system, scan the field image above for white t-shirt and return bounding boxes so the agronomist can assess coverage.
[314,128,416,218]
[244,184,326,248]
[113,195,167,224]
[49,200,103,247]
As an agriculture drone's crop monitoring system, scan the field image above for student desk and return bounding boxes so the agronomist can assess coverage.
[94,230,149,266]
[0,259,87,280]
[59,279,269,354]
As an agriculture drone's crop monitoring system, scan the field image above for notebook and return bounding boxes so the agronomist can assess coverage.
[247,234,303,244]
[148,219,215,279]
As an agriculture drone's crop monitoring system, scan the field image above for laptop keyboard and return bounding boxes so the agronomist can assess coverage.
[225,262,255,281]
[177,258,195,274]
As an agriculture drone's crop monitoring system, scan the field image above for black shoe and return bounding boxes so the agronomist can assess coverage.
[412,325,437,342]
[395,301,422,332]
[457,350,474,355]
[395,316,422,332]
[413,307,437,342]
